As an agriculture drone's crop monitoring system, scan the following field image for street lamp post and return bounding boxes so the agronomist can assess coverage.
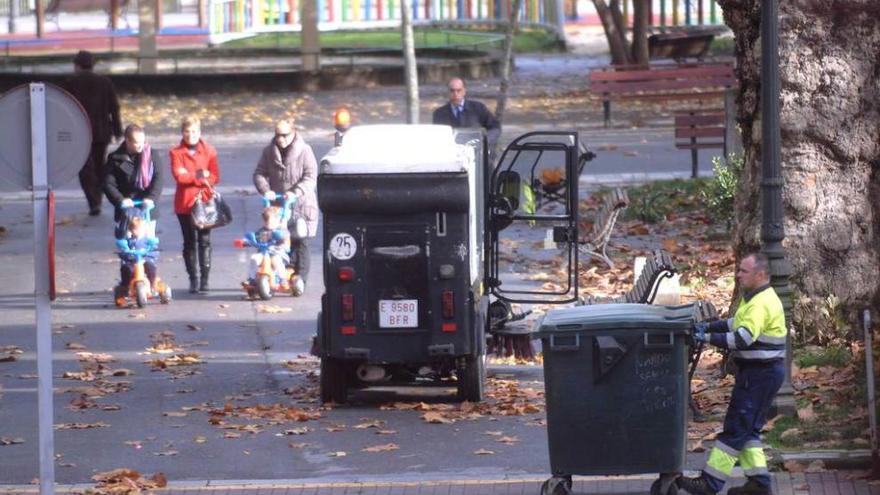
[760,0,796,416]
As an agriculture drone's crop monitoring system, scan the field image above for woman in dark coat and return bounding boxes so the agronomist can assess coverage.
[104,123,163,222]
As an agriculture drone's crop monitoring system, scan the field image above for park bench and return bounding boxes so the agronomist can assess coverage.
[578,187,629,269]
[675,109,726,178]
[580,249,676,305]
[648,31,715,62]
[587,61,735,128]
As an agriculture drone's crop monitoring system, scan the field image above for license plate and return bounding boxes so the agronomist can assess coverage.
[379,299,418,328]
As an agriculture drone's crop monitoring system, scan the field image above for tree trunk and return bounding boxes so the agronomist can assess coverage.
[400,0,419,124]
[494,0,524,125]
[302,0,320,71]
[593,0,631,65]
[630,0,649,65]
[718,0,880,342]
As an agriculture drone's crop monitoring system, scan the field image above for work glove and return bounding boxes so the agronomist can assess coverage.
[692,322,709,343]
[120,198,134,209]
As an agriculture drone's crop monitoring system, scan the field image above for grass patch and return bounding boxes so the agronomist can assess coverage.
[794,345,852,368]
[622,178,711,224]
[707,35,734,57]
[222,27,561,52]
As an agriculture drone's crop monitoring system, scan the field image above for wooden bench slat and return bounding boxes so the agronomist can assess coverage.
[599,91,727,102]
[675,142,725,150]
[592,77,735,94]
[675,127,726,139]
[675,114,725,126]
[588,65,734,81]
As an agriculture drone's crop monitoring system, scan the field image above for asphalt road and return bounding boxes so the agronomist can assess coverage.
[0,58,712,483]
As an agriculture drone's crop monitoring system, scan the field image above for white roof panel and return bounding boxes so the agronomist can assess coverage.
[320,124,469,174]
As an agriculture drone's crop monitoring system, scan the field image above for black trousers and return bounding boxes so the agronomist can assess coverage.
[79,141,108,210]
[176,214,212,253]
[120,260,157,287]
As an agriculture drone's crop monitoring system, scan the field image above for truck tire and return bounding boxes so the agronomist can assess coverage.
[457,354,486,402]
[320,357,347,405]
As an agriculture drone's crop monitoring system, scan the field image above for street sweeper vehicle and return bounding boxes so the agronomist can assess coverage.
[314,124,591,404]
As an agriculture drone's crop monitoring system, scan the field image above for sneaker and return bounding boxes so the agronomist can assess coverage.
[727,479,771,495]
[678,476,716,495]
[292,277,305,297]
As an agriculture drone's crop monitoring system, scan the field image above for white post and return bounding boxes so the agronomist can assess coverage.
[29,83,55,495]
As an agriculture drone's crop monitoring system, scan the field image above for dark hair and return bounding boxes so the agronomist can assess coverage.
[744,251,770,275]
[73,50,95,69]
[124,123,144,139]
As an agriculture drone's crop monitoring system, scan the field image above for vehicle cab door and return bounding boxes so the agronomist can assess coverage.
[485,131,586,305]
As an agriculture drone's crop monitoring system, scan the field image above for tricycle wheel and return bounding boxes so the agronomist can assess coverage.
[650,477,679,495]
[320,357,347,405]
[134,281,148,308]
[540,477,572,495]
[456,354,486,402]
[256,275,272,300]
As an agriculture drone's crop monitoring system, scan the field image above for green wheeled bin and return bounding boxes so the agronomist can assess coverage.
[534,302,706,495]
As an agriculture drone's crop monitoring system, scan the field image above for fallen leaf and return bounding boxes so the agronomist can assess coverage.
[151,473,168,488]
[797,403,815,422]
[0,437,24,445]
[422,412,455,424]
[224,432,241,439]
[362,443,399,453]
[375,429,397,435]
[153,450,179,456]
[186,324,202,331]
[497,436,519,445]
[163,412,188,417]
[194,436,207,444]
[353,420,384,429]
[473,449,495,455]
[805,460,826,473]
[783,460,805,473]
[54,422,109,430]
[288,442,309,449]
[257,304,293,314]
[328,451,347,457]
[65,342,87,350]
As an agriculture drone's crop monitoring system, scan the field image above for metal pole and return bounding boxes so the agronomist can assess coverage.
[8,0,18,34]
[865,310,877,471]
[29,83,55,495]
[760,0,795,417]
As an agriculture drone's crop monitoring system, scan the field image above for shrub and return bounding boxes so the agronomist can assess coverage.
[702,154,744,230]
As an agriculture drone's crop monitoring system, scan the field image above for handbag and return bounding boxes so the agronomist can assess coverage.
[191,186,232,229]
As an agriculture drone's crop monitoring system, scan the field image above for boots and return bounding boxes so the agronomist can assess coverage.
[678,476,716,495]
[727,479,772,495]
[183,248,199,294]
[198,244,211,293]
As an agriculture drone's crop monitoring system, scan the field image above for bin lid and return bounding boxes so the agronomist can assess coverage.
[320,125,473,174]
[533,303,697,336]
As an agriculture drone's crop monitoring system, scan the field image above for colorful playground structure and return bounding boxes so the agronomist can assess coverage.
[207,0,723,42]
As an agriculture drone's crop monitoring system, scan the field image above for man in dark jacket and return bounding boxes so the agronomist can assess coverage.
[104,124,163,222]
[432,77,501,147]
[65,50,123,216]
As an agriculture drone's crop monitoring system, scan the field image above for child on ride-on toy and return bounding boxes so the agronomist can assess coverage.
[235,205,292,299]
[114,213,171,307]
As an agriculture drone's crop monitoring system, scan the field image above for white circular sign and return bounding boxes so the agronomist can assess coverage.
[0,83,91,192]
[329,233,357,260]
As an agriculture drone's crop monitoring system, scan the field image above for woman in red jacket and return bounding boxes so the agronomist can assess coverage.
[169,116,220,294]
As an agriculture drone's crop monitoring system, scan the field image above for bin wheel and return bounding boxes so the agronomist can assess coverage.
[457,354,486,402]
[540,477,572,495]
[134,281,148,308]
[320,357,348,405]
[650,477,679,495]
[256,275,272,300]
